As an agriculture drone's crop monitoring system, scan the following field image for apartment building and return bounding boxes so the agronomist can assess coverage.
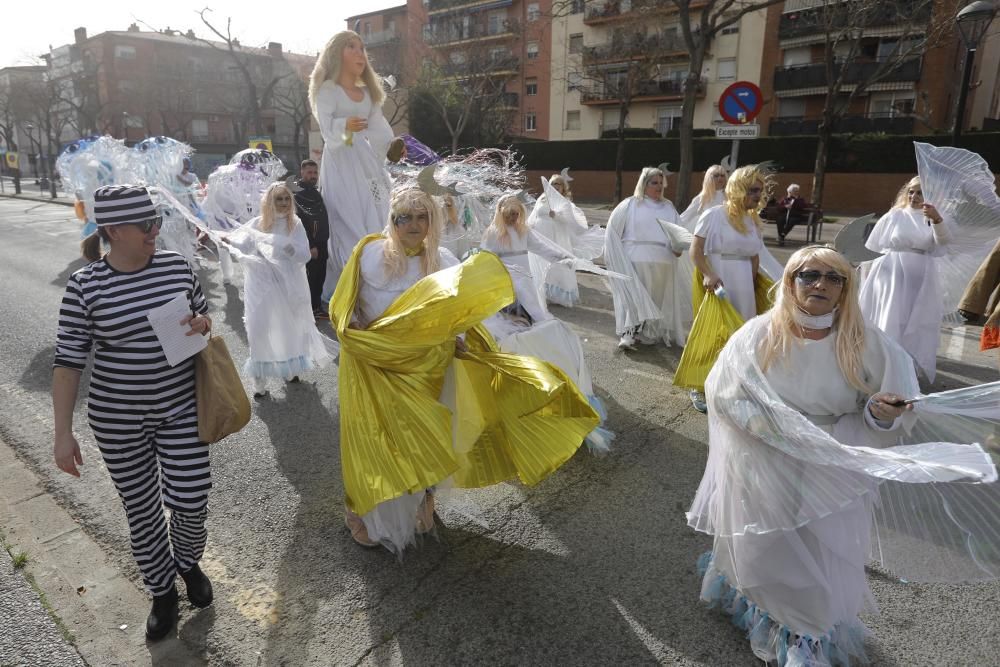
[548,0,768,140]
[755,0,964,136]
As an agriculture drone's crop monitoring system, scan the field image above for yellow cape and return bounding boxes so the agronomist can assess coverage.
[673,268,774,392]
[330,236,599,516]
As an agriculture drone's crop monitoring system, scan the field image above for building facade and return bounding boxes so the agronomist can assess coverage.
[0,65,48,175]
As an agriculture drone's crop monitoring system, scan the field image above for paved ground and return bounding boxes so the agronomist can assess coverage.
[0,197,997,666]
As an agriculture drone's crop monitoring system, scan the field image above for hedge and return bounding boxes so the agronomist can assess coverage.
[504,132,1000,174]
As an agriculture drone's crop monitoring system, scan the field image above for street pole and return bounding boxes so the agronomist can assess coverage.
[729,139,740,171]
[951,47,976,145]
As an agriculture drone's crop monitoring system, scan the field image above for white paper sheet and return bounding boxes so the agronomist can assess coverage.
[146,293,207,366]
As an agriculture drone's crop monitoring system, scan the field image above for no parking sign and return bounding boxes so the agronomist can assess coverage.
[718,81,763,125]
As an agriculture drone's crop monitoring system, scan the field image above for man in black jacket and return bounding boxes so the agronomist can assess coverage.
[294,159,330,318]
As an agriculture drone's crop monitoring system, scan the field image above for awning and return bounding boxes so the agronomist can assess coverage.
[429,0,513,17]
[775,81,915,97]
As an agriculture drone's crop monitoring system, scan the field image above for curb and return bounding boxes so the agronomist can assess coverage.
[0,439,203,664]
[0,193,74,207]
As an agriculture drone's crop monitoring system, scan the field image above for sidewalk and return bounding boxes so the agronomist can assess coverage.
[0,176,72,205]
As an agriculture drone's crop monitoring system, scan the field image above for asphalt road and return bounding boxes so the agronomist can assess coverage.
[0,197,998,666]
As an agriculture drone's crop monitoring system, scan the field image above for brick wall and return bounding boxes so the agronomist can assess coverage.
[526,169,1000,216]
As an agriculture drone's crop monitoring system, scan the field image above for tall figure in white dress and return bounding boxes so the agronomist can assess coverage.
[605,167,693,351]
[526,171,605,307]
[858,176,949,382]
[679,164,727,230]
[308,31,394,297]
[223,183,334,397]
[690,246,1000,665]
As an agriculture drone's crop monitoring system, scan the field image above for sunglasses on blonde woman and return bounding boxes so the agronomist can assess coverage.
[795,270,846,287]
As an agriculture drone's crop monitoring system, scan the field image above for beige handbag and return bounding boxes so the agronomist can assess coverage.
[195,335,251,443]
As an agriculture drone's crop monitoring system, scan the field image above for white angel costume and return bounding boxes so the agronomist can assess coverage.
[439,195,489,260]
[527,178,605,307]
[605,196,694,346]
[315,82,394,295]
[226,215,334,380]
[693,206,777,321]
[690,313,1000,666]
[680,190,724,230]
[858,207,952,381]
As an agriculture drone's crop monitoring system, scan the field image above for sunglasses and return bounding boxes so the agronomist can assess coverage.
[393,212,429,226]
[132,216,163,234]
[795,270,847,287]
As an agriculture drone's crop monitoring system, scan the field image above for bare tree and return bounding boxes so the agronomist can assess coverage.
[271,71,311,164]
[19,75,72,196]
[786,0,956,206]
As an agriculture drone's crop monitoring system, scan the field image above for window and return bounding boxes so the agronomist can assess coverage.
[567,71,583,91]
[527,41,539,59]
[782,47,811,67]
[450,51,467,65]
[655,106,682,135]
[115,45,136,60]
[569,33,584,54]
[712,104,725,125]
[525,113,537,132]
[602,108,623,131]
[490,47,509,64]
[488,10,507,35]
[364,22,372,37]
[526,79,538,96]
[717,58,737,81]
[566,110,581,130]
[721,15,739,35]
[191,119,209,140]
[777,98,806,118]
[870,92,915,117]
[527,3,540,21]
[570,0,585,13]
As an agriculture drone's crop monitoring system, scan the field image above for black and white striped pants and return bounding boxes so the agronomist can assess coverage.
[90,403,211,596]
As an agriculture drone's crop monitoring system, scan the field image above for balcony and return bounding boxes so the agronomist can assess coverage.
[779,2,933,40]
[439,56,521,79]
[500,92,519,108]
[363,29,397,47]
[580,77,705,105]
[427,0,513,15]
[773,57,922,91]
[769,113,916,136]
[584,0,704,25]
[425,19,518,47]
[582,32,686,65]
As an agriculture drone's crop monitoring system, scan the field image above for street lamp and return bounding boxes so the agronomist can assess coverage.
[952,0,996,143]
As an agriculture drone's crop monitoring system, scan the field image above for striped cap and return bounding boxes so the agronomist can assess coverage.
[93,185,157,227]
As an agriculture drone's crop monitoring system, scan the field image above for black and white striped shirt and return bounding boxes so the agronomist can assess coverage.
[55,251,208,416]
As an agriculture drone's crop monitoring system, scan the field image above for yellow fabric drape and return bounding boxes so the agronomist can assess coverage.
[673,268,775,392]
[331,236,598,516]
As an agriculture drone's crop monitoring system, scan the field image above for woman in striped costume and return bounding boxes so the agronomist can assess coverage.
[53,185,215,641]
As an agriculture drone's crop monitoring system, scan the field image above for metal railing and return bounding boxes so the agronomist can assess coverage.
[582,32,686,63]
[769,113,916,135]
[580,77,704,103]
[773,57,922,90]
[778,2,933,39]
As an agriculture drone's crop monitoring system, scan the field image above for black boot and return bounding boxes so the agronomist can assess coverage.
[145,585,178,641]
[180,563,214,608]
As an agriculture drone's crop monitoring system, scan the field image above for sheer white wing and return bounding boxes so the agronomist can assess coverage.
[915,142,1000,314]
[658,218,694,252]
[833,214,882,264]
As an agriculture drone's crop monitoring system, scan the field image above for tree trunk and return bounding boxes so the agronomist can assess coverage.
[614,98,628,203]
[676,55,704,211]
[810,120,832,208]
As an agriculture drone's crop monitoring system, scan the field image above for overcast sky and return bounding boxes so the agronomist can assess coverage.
[3,0,405,67]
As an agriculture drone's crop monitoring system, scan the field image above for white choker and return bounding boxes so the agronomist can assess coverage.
[794,308,836,330]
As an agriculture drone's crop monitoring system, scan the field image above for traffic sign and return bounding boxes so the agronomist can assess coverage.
[718,81,763,125]
[715,125,760,139]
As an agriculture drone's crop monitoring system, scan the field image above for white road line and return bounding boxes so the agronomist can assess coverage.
[944,328,966,362]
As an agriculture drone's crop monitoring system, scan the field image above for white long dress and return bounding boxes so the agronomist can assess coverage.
[693,205,766,321]
[227,215,333,379]
[439,195,489,260]
[354,240,460,552]
[691,315,1000,665]
[314,81,394,296]
[526,183,605,307]
[680,191,724,231]
[605,197,693,345]
[480,225,574,324]
[858,207,952,381]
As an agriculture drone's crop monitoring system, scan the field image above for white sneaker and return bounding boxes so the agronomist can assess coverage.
[689,390,707,414]
[618,333,636,351]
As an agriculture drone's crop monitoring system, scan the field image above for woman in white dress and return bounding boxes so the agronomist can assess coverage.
[679,164,727,230]
[527,172,605,307]
[690,245,1000,666]
[481,195,614,454]
[308,30,394,295]
[686,165,778,411]
[605,167,693,351]
[223,183,333,397]
[858,176,949,382]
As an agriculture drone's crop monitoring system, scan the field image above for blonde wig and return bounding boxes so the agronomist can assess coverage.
[759,245,873,393]
[892,176,921,209]
[488,194,527,248]
[723,164,773,234]
[382,188,442,279]
[549,174,573,201]
[259,183,297,234]
[308,30,385,116]
[632,167,667,201]
[696,164,728,213]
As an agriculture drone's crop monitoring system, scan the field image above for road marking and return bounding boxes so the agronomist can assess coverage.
[943,328,966,362]
[623,368,666,382]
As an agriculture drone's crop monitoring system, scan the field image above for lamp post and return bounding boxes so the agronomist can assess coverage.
[24,122,39,179]
[952,0,997,144]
